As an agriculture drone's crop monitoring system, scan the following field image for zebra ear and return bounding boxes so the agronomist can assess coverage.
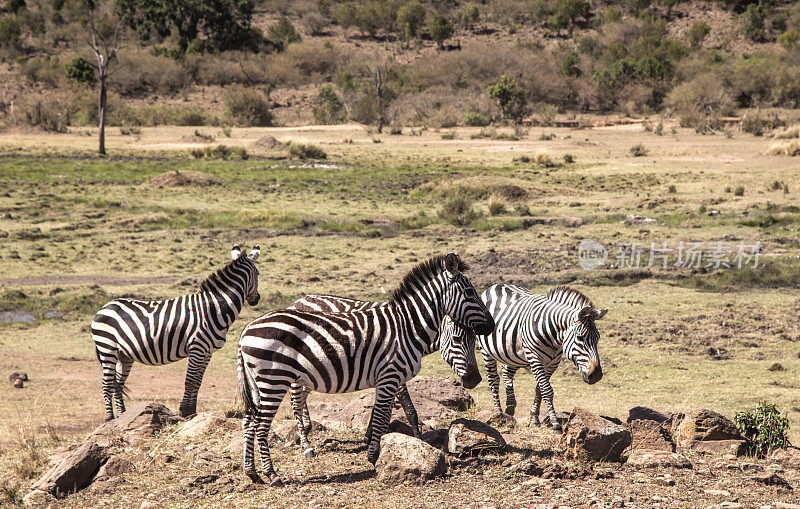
[444,253,460,276]
[231,244,242,260]
[592,307,609,320]
[576,305,593,321]
[248,245,260,261]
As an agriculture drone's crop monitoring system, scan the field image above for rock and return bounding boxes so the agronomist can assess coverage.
[405,376,474,412]
[31,440,108,495]
[13,378,24,388]
[560,408,632,462]
[9,371,28,382]
[224,435,243,457]
[94,455,132,480]
[690,439,747,456]
[625,449,692,469]
[272,420,327,444]
[627,407,669,424]
[475,409,516,431]
[753,472,793,489]
[420,429,448,450]
[770,447,800,468]
[90,401,180,445]
[769,362,785,372]
[22,489,56,506]
[703,489,731,497]
[674,409,742,447]
[624,215,656,226]
[447,419,506,457]
[627,419,675,452]
[176,413,239,439]
[507,457,543,476]
[375,433,446,484]
[388,419,416,437]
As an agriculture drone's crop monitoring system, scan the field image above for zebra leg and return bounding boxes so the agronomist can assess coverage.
[531,367,560,433]
[290,385,315,458]
[113,357,133,416]
[366,380,400,465]
[483,354,503,413]
[98,349,119,421]
[502,365,519,416]
[179,349,210,418]
[255,385,289,487]
[301,386,312,434]
[396,384,421,438]
[242,410,263,484]
[531,383,542,427]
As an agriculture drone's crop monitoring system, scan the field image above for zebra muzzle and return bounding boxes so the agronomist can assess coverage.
[582,362,603,384]
[460,366,482,389]
[246,293,260,305]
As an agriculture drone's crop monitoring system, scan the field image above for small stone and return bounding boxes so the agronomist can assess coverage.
[719,503,744,509]
[626,449,692,469]
[507,457,543,476]
[22,490,55,506]
[769,363,785,372]
[753,472,793,490]
[655,476,675,486]
[704,489,732,497]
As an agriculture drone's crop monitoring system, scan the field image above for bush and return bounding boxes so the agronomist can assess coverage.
[463,110,490,127]
[269,17,301,48]
[546,0,590,32]
[65,57,94,85]
[741,1,769,41]
[668,184,677,193]
[688,21,710,48]
[459,4,480,29]
[313,84,345,124]
[629,143,649,157]
[766,140,800,156]
[535,149,554,167]
[438,193,480,226]
[778,28,799,49]
[429,14,453,49]
[0,16,21,53]
[10,92,73,132]
[563,153,575,163]
[734,185,745,196]
[742,113,765,136]
[488,74,527,122]
[223,85,272,127]
[735,402,790,458]
[397,0,426,41]
[287,141,327,159]
[487,195,507,215]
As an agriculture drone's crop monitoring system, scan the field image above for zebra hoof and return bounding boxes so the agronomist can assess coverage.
[246,471,265,484]
[551,425,563,435]
[367,451,379,466]
[269,476,284,488]
[303,448,315,459]
[105,415,115,422]
[505,405,516,417]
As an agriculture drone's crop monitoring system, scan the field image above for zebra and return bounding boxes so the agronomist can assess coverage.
[237,253,494,486]
[476,284,607,432]
[287,294,477,446]
[92,244,260,420]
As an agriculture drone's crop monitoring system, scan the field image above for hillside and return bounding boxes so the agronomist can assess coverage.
[1,0,799,132]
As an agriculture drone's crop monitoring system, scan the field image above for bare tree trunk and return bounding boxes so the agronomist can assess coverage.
[98,77,107,155]
[87,7,121,156]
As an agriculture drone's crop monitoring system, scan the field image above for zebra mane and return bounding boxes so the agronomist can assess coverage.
[199,254,247,293]
[546,285,594,310]
[391,254,469,303]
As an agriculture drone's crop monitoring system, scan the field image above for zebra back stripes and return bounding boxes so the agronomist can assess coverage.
[237,253,494,485]
[92,244,260,420]
[476,284,607,430]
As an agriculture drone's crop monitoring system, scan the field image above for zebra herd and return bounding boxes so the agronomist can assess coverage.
[91,245,608,486]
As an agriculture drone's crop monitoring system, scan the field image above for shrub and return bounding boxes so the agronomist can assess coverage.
[488,74,527,122]
[463,110,490,127]
[735,402,789,458]
[440,132,455,140]
[534,149,554,167]
[546,0,590,32]
[766,140,800,156]
[269,17,301,48]
[0,16,21,53]
[10,92,73,132]
[438,194,480,226]
[777,28,799,49]
[563,153,575,164]
[333,2,358,36]
[287,141,327,159]
[629,143,648,157]
[429,14,453,49]
[313,84,345,124]
[742,113,765,136]
[598,5,622,25]
[668,184,677,193]
[459,4,479,29]
[65,57,94,85]
[487,195,507,216]
[538,132,555,140]
[734,185,745,196]
[397,0,426,41]
[741,1,768,41]
[688,21,711,48]
[223,85,272,127]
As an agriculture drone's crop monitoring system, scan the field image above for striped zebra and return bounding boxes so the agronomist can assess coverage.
[477,284,607,432]
[92,244,261,420]
[237,253,494,485]
[287,294,478,445]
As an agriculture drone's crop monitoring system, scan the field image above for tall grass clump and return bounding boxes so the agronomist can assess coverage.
[438,194,480,226]
[629,143,649,157]
[735,402,790,458]
[287,141,327,160]
[534,149,554,167]
[766,140,800,156]
[487,194,508,216]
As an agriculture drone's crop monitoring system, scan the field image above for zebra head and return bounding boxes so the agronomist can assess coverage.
[441,253,495,336]
[563,305,608,385]
[437,316,482,389]
[231,244,261,306]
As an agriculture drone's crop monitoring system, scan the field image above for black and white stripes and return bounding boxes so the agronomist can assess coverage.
[237,253,494,485]
[92,244,260,420]
[477,284,607,431]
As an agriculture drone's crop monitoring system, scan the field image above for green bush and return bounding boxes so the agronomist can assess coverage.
[488,74,527,122]
[629,143,649,157]
[735,402,790,458]
[397,0,426,41]
[463,110,490,127]
[287,141,327,160]
[734,185,745,196]
[688,21,710,48]
[459,4,479,29]
[313,84,345,124]
[65,57,94,85]
[778,28,799,49]
[223,85,272,127]
[546,0,590,31]
[438,193,480,226]
[269,16,301,49]
[429,14,453,48]
[0,16,22,53]
[741,1,769,41]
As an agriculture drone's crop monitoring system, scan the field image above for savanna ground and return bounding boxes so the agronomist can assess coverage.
[0,121,799,507]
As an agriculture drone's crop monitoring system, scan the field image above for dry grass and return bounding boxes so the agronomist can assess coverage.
[766,139,800,156]
[148,170,224,187]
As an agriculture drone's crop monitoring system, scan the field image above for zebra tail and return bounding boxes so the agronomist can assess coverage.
[237,347,258,415]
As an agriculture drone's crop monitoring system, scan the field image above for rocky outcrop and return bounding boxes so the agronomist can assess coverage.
[627,406,669,424]
[31,441,109,495]
[674,409,742,448]
[625,449,692,469]
[90,401,180,446]
[374,433,446,484]
[447,418,506,457]
[627,419,675,452]
[560,408,631,462]
[176,413,239,439]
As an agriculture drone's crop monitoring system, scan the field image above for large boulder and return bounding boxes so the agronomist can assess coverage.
[176,413,239,439]
[627,419,675,452]
[625,449,692,469]
[690,439,747,456]
[405,376,474,412]
[90,401,179,445]
[475,408,517,432]
[31,441,108,495]
[770,447,800,468]
[674,409,742,447]
[560,408,631,462]
[93,455,133,481]
[447,418,506,457]
[420,429,448,450]
[375,433,446,484]
[627,406,669,424]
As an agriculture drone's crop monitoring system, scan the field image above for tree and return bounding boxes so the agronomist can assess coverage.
[429,13,453,49]
[488,74,527,122]
[362,53,396,133]
[114,0,258,54]
[741,0,769,41]
[397,0,425,43]
[86,5,122,155]
[268,16,301,49]
[332,2,357,38]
